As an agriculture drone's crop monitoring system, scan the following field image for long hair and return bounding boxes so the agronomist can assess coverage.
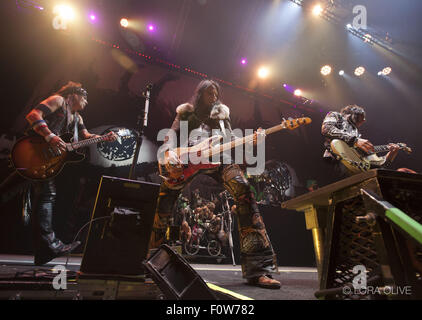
[54,81,87,98]
[190,80,221,108]
[341,104,366,124]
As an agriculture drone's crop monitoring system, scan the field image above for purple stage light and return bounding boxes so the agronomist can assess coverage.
[148,24,155,31]
[241,58,247,65]
[90,14,96,21]
[282,83,294,93]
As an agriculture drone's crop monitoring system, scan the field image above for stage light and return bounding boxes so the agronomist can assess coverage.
[120,18,129,28]
[89,14,97,22]
[147,24,155,31]
[321,65,332,76]
[53,5,76,21]
[312,4,323,16]
[382,67,392,75]
[257,66,270,79]
[294,89,302,96]
[241,58,247,65]
[354,66,365,76]
[339,70,345,76]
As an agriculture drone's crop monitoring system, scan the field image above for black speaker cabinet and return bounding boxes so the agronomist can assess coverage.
[143,244,218,300]
[80,176,160,276]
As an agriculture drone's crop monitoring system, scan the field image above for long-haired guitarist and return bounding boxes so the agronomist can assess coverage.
[321,104,400,180]
[151,80,280,289]
[24,81,116,265]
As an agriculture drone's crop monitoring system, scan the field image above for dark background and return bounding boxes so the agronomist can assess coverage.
[1,0,421,267]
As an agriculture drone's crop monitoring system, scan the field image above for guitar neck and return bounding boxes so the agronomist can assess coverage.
[207,123,284,157]
[69,135,108,150]
[372,145,390,153]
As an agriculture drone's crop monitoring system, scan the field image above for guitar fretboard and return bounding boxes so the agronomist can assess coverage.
[70,136,107,149]
[206,123,287,158]
[372,145,390,153]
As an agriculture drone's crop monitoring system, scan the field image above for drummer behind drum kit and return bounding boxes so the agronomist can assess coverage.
[176,190,236,265]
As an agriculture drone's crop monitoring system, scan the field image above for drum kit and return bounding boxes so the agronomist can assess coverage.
[174,160,294,263]
[176,190,236,265]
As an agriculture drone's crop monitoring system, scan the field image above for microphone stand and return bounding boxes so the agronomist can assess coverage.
[129,83,153,180]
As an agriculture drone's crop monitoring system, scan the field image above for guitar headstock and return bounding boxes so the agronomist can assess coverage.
[397,143,412,154]
[281,117,312,130]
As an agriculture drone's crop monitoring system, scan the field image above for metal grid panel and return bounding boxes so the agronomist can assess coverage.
[329,197,381,300]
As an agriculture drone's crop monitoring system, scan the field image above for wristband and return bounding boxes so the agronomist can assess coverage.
[44,133,56,143]
[32,120,47,130]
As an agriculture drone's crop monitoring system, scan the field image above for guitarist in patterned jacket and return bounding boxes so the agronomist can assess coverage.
[151,79,280,289]
[24,81,116,265]
[321,104,400,181]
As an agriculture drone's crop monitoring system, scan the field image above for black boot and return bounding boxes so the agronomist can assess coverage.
[32,180,80,265]
[34,233,81,265]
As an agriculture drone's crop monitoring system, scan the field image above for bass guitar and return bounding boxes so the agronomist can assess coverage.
[159,117,312,188]
[330,139,412,173]
[11,129,130,180]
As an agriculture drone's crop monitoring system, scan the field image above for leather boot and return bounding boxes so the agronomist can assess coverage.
[247,275,281,289]
[34,233,81,265]
[32,181,80,265]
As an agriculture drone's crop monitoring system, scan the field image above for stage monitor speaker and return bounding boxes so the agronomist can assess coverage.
[80,175,160,276]
[143,244,218,300]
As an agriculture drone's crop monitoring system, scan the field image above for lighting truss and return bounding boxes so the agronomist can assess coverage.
[15,0,45,10]
[288,0,395,54]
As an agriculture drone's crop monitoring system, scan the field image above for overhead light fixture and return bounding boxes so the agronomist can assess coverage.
[381,67,392,75]
[257,66,270,79]
[312,4,323,16]
[354,66,365,76]
[53,5,76,21]
[321,65,332,76]
[120,18,129,28]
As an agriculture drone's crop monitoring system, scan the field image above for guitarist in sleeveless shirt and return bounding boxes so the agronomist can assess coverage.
[151,80,280,289]
[24,81,116,265]
[321,105,400,181]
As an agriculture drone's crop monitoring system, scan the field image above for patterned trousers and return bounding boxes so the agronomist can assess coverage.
[149,164,278,279]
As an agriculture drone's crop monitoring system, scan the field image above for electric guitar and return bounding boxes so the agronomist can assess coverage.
[330,139,412,173]
[11,129,130,180]
[159,117,312,188]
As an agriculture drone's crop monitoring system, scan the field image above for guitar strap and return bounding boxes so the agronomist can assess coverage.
[219,120,226,138]
[73,112,79,142]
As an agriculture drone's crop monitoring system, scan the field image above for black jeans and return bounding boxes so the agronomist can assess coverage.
[31,180,64,256]
[149,164,278,279]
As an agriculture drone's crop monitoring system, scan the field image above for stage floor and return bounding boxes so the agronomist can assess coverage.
[0,254,318,300]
